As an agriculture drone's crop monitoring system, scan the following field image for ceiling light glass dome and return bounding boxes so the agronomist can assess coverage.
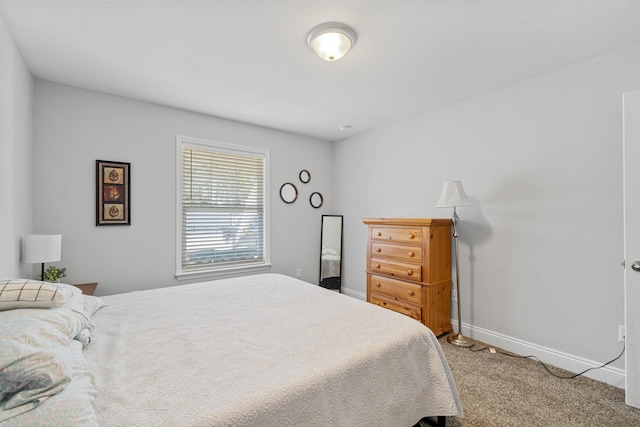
[307,22,357,61]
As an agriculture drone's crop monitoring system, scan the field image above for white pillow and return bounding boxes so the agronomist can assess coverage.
[0,279,80,311]
[322,247,339,255]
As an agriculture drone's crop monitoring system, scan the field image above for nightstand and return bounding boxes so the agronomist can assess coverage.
[73,282,98,296]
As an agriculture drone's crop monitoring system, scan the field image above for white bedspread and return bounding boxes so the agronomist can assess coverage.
[321,253,341,279]
[85,273,462,426]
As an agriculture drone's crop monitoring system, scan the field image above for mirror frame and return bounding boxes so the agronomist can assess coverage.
[309,192,323,208]
[319,215,343,292]
[299,169,311,184]
[279,182,298,204]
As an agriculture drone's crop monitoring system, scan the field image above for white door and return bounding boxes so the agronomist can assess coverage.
[624,89,640,408]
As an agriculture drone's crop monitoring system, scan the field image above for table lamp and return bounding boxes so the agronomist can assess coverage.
[24,234,62,280]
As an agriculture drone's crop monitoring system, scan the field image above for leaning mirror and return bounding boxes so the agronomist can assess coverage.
[319,215,343,292]
[280,183,298,204]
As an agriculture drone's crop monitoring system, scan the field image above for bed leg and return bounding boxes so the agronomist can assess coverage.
[420,416,446,427]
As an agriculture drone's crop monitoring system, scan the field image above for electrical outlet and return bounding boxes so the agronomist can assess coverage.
[296,268,302,278]
[451,289,458,303]
[619,325,626,342]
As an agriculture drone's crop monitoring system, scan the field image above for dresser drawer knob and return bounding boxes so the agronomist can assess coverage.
[408,290,414,296]
[376,231,382,236]
[376,247,382,252]
[407,269,413,276]
[375,263,381,269]
[375,282,381,287]
[408,251,414,257]
[409,233,415,239]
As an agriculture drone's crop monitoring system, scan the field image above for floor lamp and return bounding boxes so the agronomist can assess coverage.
[24,234,62,280]
[436,181,475,348]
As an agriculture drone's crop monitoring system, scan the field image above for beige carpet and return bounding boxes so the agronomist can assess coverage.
[423,335,640,427]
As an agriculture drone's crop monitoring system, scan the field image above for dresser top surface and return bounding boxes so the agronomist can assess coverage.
[362,218,452,226]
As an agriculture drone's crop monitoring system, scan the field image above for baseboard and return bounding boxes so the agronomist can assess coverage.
[453,321,626,389]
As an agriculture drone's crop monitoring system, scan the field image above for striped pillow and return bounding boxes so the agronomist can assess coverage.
[0,279,79,311]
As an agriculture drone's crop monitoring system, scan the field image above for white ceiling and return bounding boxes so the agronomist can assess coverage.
[2,1,640,142]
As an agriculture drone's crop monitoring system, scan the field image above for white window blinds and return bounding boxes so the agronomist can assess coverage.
[178,137,268,275]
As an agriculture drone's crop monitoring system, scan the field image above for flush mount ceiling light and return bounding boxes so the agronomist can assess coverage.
[307,22,357,61]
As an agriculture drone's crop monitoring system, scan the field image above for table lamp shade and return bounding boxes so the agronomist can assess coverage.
[436,180,471,208]
[24,234,62,263]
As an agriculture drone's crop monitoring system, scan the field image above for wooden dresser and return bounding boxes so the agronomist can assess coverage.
[363,218,452,336]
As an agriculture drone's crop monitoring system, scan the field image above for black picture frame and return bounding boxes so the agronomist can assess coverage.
[96,160,131,226]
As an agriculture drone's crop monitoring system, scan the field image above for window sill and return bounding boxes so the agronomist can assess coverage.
[175,263,272,281]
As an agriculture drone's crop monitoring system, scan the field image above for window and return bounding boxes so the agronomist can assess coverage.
[176,135,270,279]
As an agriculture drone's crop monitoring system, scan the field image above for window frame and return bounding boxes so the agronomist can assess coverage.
[175,135,271,280]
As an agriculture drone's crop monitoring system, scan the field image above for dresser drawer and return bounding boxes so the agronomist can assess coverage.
[369,274,422,305]
[370,294,421,321]
[371,227,422,244]
[371,241,422,262]
[370,258,422,282]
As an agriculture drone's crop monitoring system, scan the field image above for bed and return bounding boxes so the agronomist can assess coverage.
[0,274,463,426]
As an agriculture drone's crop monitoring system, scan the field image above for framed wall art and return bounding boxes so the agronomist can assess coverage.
[96,160,130,226]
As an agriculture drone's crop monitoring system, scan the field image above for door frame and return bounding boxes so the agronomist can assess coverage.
[623,89,640,408]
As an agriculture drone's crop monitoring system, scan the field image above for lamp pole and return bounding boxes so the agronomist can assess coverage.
[447,207,475,347]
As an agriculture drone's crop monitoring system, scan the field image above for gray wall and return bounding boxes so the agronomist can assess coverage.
[334,42,640,381]
[0,16,33,278]
[33,81,334,295]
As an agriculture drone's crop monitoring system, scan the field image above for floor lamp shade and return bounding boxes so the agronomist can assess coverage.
[436,180,471,208]
[24,234,62,279]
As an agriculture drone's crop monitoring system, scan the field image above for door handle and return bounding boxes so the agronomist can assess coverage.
[632,262,640,272]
